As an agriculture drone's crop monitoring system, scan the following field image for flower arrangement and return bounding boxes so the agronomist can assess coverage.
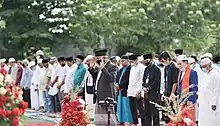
[0,78,28,126]
[57,87,90,126]
[150,86,195,126]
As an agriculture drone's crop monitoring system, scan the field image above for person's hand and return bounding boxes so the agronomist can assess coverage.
[187,101,193,106]
[212,105,216,111]
[136,92,141,100]
[45,85,49,90]
[169,93,176,100]
[143,87,149,93]
[57,84,62,89]
[50,82,54,87]
[24,86,29,90]
[115,85,119,91]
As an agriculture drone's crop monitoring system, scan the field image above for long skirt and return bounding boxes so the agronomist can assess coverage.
[94,103,117,125]
[117,91,133,123]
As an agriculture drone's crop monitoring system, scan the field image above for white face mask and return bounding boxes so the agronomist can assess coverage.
[202,68,208,73]
[180,67,185,72]
[190,64,195,69]
[130,63,135,67]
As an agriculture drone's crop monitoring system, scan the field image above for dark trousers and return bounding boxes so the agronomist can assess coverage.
[144,99,160,126]
[22,88,31,108]
[50,93,61,113]
[160,94,170,123]
[129,97,145,125]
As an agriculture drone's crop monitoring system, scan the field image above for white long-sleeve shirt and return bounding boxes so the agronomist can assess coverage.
[127,63,146,97]
[64,64,77,93]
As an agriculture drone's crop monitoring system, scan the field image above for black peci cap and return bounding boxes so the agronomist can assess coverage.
[143,53,153,60]
[129,55,138,60]
[94,49,108,56]
[57,57,65,62]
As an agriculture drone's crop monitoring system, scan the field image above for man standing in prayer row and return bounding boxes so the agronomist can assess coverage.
[176,55,198,125]
[15,60,23,86]
[41,59,53,113]
[199,58,220,126]
[64,56,77,94]
[8,57,17,81]
[74,55,86,99]
[57,57,67,101]
[201,53,220,73]
[142,53,161,126]
[20,59,34,108]
[159,52,179,123]
[94,49,118,125]
[49,57,61,113]
[116,55,133,125]
[127,54,146,126]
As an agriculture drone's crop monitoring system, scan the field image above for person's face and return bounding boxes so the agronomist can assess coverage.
[59,61,66,67]
[38,63,43,68]
[67,61,73,67]
[43,63,48,68]
[17,62,22,68]
[177,60,187,71]
[121,59,129,67]
[143,59,151,66]
[9,62,16,66]
[160,58,170,66]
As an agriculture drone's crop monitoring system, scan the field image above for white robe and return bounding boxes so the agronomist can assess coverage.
[198,69,220,126]
[82,70,95,119]
[64,64,77,93]
[31,65,45,108]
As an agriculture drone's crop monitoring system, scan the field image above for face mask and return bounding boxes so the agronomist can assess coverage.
[53,63,57,67]
[180,67,185,72]
[96,60,101,65]
[130,63,135,67]
[76,61,81,65]
[190,64,195,69]
[61,64,65,67]
[84,64,89,69]
[202,68,208,73]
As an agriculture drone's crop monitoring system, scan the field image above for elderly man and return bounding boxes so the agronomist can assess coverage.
[94,49,118,125]
[201,53,220,73]
[176,55,198,125]
[198,58,220,126]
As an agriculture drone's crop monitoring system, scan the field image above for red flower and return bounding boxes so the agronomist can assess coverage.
[12,108,20,116]
[0,108,6,117]
[19,100,28,109]
[6,110,12,118]
[12,117,19,126]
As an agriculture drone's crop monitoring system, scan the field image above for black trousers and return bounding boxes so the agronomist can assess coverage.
[144,99,160,126]
[50,93,61,113]
[129,97,145,125]
[22,88,31,108]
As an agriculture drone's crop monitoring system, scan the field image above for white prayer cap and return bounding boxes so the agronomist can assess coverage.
[200,58,212,66]
[115,56,121,61]
[86,55,94,59]
[176,55,188,62]
[36,50,44,56]
[126,52,134,56]
[8,57,16,63]
[0,58,6,63]
[22,59,29,65]
[37,58,43,64]
[50,57,57,62]
[28,61,36,67]
[188,57,195,64]
[201,53,213,59]
[138,55,144,61]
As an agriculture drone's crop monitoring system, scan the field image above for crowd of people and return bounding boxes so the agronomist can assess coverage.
[0,48,220,126]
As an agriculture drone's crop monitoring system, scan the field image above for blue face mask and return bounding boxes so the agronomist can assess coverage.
[76,61,81,65]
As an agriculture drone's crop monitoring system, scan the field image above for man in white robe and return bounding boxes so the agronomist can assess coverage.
[199,58,220,126]
[31,59,45,110]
